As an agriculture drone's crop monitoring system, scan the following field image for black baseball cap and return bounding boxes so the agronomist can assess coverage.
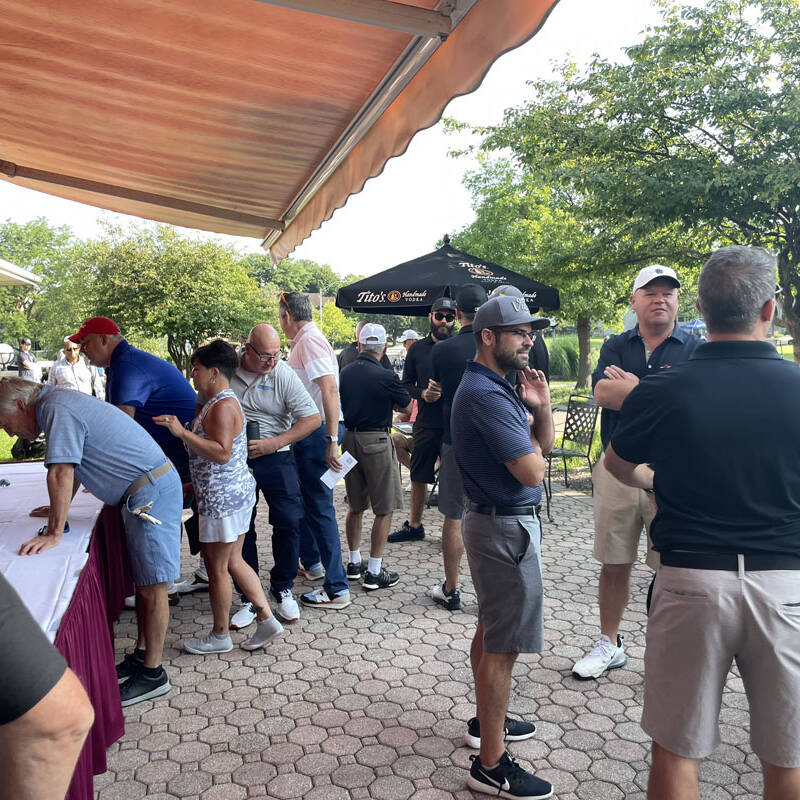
[455,283,488,314]
[431,296,457,313]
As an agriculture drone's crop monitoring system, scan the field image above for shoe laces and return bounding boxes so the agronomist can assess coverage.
[307,588,330,602]
[277,589,292,602]
[239,602,254,613]
[589,635,615,659]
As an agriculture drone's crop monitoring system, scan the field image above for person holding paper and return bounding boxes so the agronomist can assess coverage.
[339,323,412,591]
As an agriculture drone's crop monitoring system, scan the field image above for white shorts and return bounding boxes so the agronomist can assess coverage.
[199,505,253,544]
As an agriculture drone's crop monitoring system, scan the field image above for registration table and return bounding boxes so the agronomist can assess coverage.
[0,461,133,800]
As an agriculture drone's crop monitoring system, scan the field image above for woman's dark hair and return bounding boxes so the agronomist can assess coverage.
[191,339,239,380]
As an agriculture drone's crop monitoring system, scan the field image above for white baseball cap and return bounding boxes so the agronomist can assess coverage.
[397,329,420,342]
[632,265,680,293]
[359,323,387,345]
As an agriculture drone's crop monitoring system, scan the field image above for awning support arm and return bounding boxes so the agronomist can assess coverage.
[0,160,285,232]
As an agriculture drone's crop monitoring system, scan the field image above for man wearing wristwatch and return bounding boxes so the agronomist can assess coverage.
[278,292,351,609]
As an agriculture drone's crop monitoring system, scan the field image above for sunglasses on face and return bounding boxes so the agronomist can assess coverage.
[433,312,455,323]
[246,342,280,362]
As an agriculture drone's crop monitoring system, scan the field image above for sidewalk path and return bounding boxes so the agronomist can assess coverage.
[96,484,761,799]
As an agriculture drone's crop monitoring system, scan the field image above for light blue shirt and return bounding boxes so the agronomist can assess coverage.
[36,386,168,504]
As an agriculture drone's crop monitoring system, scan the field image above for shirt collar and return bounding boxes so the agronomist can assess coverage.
[690,340,783,360]
[290,320,319,347]
[109,338,131,366]
[625,323,688,344]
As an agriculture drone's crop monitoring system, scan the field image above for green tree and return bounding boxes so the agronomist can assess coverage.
[0,219,75,348]
[315,302,355,347]
[93,225,266,373]
[474,0,800,357]
[447,155,706,387]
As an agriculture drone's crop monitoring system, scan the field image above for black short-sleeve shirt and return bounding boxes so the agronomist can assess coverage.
[340,353,411,429]
[402,335,443,430]
[431,325,477,446]
[611,340,800,556]
[592,325,701,448]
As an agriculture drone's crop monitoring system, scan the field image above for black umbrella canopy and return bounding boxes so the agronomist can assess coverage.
[336,240,560,317]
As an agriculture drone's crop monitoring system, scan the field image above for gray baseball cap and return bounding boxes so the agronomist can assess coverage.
[472,295,550,332]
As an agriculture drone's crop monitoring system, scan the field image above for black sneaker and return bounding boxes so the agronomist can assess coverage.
[468,752,552,799]
[168,592,180,607]
[119,668,171,707]
[387,521,425,543]
[346,561,368,581]
[116,651,145,684]
[362,567,400,591]
[464,716,537,749]
[431,582,461,610]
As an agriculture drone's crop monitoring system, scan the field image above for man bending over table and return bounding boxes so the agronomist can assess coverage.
[0,378,183,707]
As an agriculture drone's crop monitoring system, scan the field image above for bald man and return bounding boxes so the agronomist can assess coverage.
[229,325,321,627]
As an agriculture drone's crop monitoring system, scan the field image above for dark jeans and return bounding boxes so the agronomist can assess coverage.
[235,450,305,600]
[293,424,349,597]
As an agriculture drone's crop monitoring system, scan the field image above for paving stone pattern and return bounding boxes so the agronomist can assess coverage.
[97,481,762,799]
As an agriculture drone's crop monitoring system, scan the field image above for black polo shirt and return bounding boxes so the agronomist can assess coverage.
[402,334,443,431]
[592,324,701,448]
[431,325,476,446]
[612,340,800,557]
[340,353,411,430]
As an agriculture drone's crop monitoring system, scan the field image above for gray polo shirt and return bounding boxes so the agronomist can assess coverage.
[230,360,318,452]
[35,386,168,504]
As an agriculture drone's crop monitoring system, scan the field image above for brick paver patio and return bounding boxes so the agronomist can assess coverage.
[96,481,762,799]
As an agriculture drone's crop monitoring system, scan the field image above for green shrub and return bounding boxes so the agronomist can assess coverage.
[549,335,579,380]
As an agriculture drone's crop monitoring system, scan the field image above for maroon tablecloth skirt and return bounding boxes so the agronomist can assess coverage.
[54,505,133,800]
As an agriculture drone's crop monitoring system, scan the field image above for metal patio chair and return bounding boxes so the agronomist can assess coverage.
[544,394,600,520]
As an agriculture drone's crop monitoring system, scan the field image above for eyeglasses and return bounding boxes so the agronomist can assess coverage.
[433,312,455,322]
[492,327,534,342]
[246,342,280,362]
[64,347,79,352]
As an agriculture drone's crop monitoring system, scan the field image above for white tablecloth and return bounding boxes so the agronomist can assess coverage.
[0,462,103,641]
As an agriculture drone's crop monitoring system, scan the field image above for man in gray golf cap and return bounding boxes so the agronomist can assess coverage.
[450,295,554,799]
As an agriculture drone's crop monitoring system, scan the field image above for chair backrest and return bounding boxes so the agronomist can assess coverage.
[560,394,600,453]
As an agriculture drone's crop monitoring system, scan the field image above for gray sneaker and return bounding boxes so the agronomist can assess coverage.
[184,632,233,655]
[241,617,284,651]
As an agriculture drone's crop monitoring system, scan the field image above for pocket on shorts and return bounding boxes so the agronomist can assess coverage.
[658,585,709,601]
[124,481,159,515]
[515,518,540,564]
[360,439,389,455]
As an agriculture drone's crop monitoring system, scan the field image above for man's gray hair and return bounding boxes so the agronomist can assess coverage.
[0,377,43,415]
[279,291,313,322]
[698,246,777,334]
[362,343,384,356]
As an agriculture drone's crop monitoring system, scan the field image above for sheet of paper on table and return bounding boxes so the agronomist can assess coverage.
[320,451,357,489]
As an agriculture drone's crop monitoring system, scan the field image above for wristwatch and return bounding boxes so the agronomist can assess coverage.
[326,434,338,443]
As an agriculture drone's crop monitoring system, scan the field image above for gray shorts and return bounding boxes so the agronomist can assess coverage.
[437,443,467,520]
[462,511,543,654]
[643,564,800,767]
[343,431,403,515]
[121,466,183,587]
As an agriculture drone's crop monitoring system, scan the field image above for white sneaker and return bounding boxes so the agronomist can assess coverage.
[572,634,627,679]
[124,594,136,609]
[230,602,256,630]
[272,589,300,622]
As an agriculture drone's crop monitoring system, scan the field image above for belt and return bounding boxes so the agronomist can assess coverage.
[661,551,800,571]
[468,502,540,518]
[124,462,173,499]
[346,426,390,433]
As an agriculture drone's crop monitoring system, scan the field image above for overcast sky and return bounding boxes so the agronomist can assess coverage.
[0,0,660,278]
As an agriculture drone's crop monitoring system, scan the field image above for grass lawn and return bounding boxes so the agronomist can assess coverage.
[0,431,14,462]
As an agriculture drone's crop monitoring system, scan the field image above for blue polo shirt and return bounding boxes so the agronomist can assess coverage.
[106,340,196,466]
[612,340,800,556]
[451,361,540,506]
[593,325,702,448]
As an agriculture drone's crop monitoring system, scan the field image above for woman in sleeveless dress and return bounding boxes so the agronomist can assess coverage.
[155,339,282,653]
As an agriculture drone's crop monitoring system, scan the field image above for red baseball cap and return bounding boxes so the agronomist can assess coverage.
[69,316,120,343]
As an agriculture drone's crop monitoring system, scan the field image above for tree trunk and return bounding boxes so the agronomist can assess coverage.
[575,315,592,390]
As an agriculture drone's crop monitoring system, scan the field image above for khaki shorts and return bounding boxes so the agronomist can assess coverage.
[643,564,800,767]
[342,431,403,515]
[592,451,658,568]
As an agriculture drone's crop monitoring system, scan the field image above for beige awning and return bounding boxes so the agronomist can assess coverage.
[0,0,558,261]
[0,258,41,287]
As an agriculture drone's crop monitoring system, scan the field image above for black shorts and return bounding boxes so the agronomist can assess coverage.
[410,426,442,484]
[0,573,67,724]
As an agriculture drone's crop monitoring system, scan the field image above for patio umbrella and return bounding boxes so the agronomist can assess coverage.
[335,236,560,317]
